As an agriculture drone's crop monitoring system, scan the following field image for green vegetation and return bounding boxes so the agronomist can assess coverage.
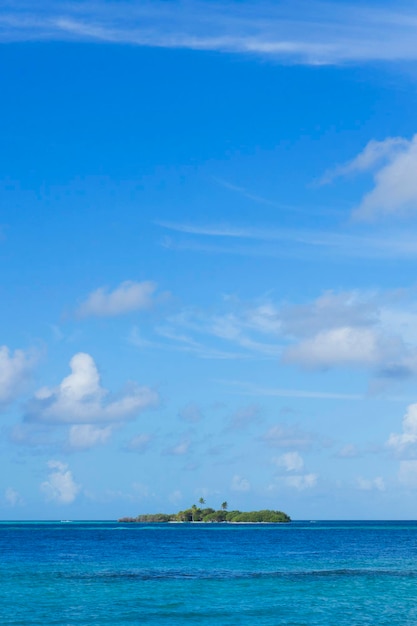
[119,505,290,524]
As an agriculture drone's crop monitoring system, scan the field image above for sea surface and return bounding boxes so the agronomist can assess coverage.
[1,520,417,625]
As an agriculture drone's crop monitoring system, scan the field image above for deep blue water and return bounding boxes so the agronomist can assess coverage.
[1,520,417,624]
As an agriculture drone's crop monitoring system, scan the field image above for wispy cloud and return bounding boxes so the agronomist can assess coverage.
[158,220,417,260]
[218,379,363,401]
[211,177,299,211]
[3,1,417,65]
[150,288,417,378]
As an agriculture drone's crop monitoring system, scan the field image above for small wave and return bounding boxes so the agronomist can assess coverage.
[53,567,417,582]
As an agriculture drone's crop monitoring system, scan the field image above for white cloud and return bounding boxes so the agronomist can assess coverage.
[274,451,304,472]
[4,2,417,65]
[165,439,190,456]
[280,290,417,374]
[27,352,158,424]
[142,287,417,376]
[282,291,376,337]
[208,312,281,356]
[0,345,35,408]
[160,219,417,261]
[285,473,318,490]
[271,451,316,490]
[4,487,23,507]
[125,433,152,452]
[354,136,417,220]
[158,288,414,372]
[262,425,314,449]
[387,404,417,456]
[324,135,417,220]
[40,460,80,504]
[283,326,394,369]
[77,280,158,318]
[321,137,409,183]
[356,476,385,491]
[336,444,359,459]
[68,424,113,450]
[231,474,251,492]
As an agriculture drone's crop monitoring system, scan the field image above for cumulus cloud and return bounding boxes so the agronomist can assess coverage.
[274,451,304,472]
[40,460,80,504]
[68,424,113,450]
[271,451,316,490]
[231,474,251,492]
[160,288,417,374]
[26,352,158,424]
[130,286,417,378]
[280,290,415,374]
[0,345,35,408]
[76,280,158,318]
[324,135,417,220]
[387,404,417,457]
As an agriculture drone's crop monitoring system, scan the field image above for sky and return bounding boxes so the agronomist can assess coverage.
[3,1,417,520]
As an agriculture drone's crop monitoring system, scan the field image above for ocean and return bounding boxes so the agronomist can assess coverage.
[1,520,417,625]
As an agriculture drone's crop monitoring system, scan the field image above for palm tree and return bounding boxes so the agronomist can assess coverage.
[199,497,205,506]
[191,504,197,522]
[221,501,228,511]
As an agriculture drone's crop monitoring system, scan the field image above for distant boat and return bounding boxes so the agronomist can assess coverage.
[60,520,73,523]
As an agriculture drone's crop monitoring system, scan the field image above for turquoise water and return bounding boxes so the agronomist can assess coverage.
[1,521,417,624]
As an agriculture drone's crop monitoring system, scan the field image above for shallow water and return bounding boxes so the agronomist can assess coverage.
[1,520,417,624]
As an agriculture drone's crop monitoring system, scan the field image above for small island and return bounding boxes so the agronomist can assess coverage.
[119,501,290,523]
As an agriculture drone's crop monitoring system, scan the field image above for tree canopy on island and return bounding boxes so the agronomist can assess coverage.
[119,505,290,523]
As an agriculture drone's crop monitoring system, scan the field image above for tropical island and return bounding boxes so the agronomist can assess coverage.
[119,500,291,523]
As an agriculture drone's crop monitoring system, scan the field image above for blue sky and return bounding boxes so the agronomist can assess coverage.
[3,0,417,519]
